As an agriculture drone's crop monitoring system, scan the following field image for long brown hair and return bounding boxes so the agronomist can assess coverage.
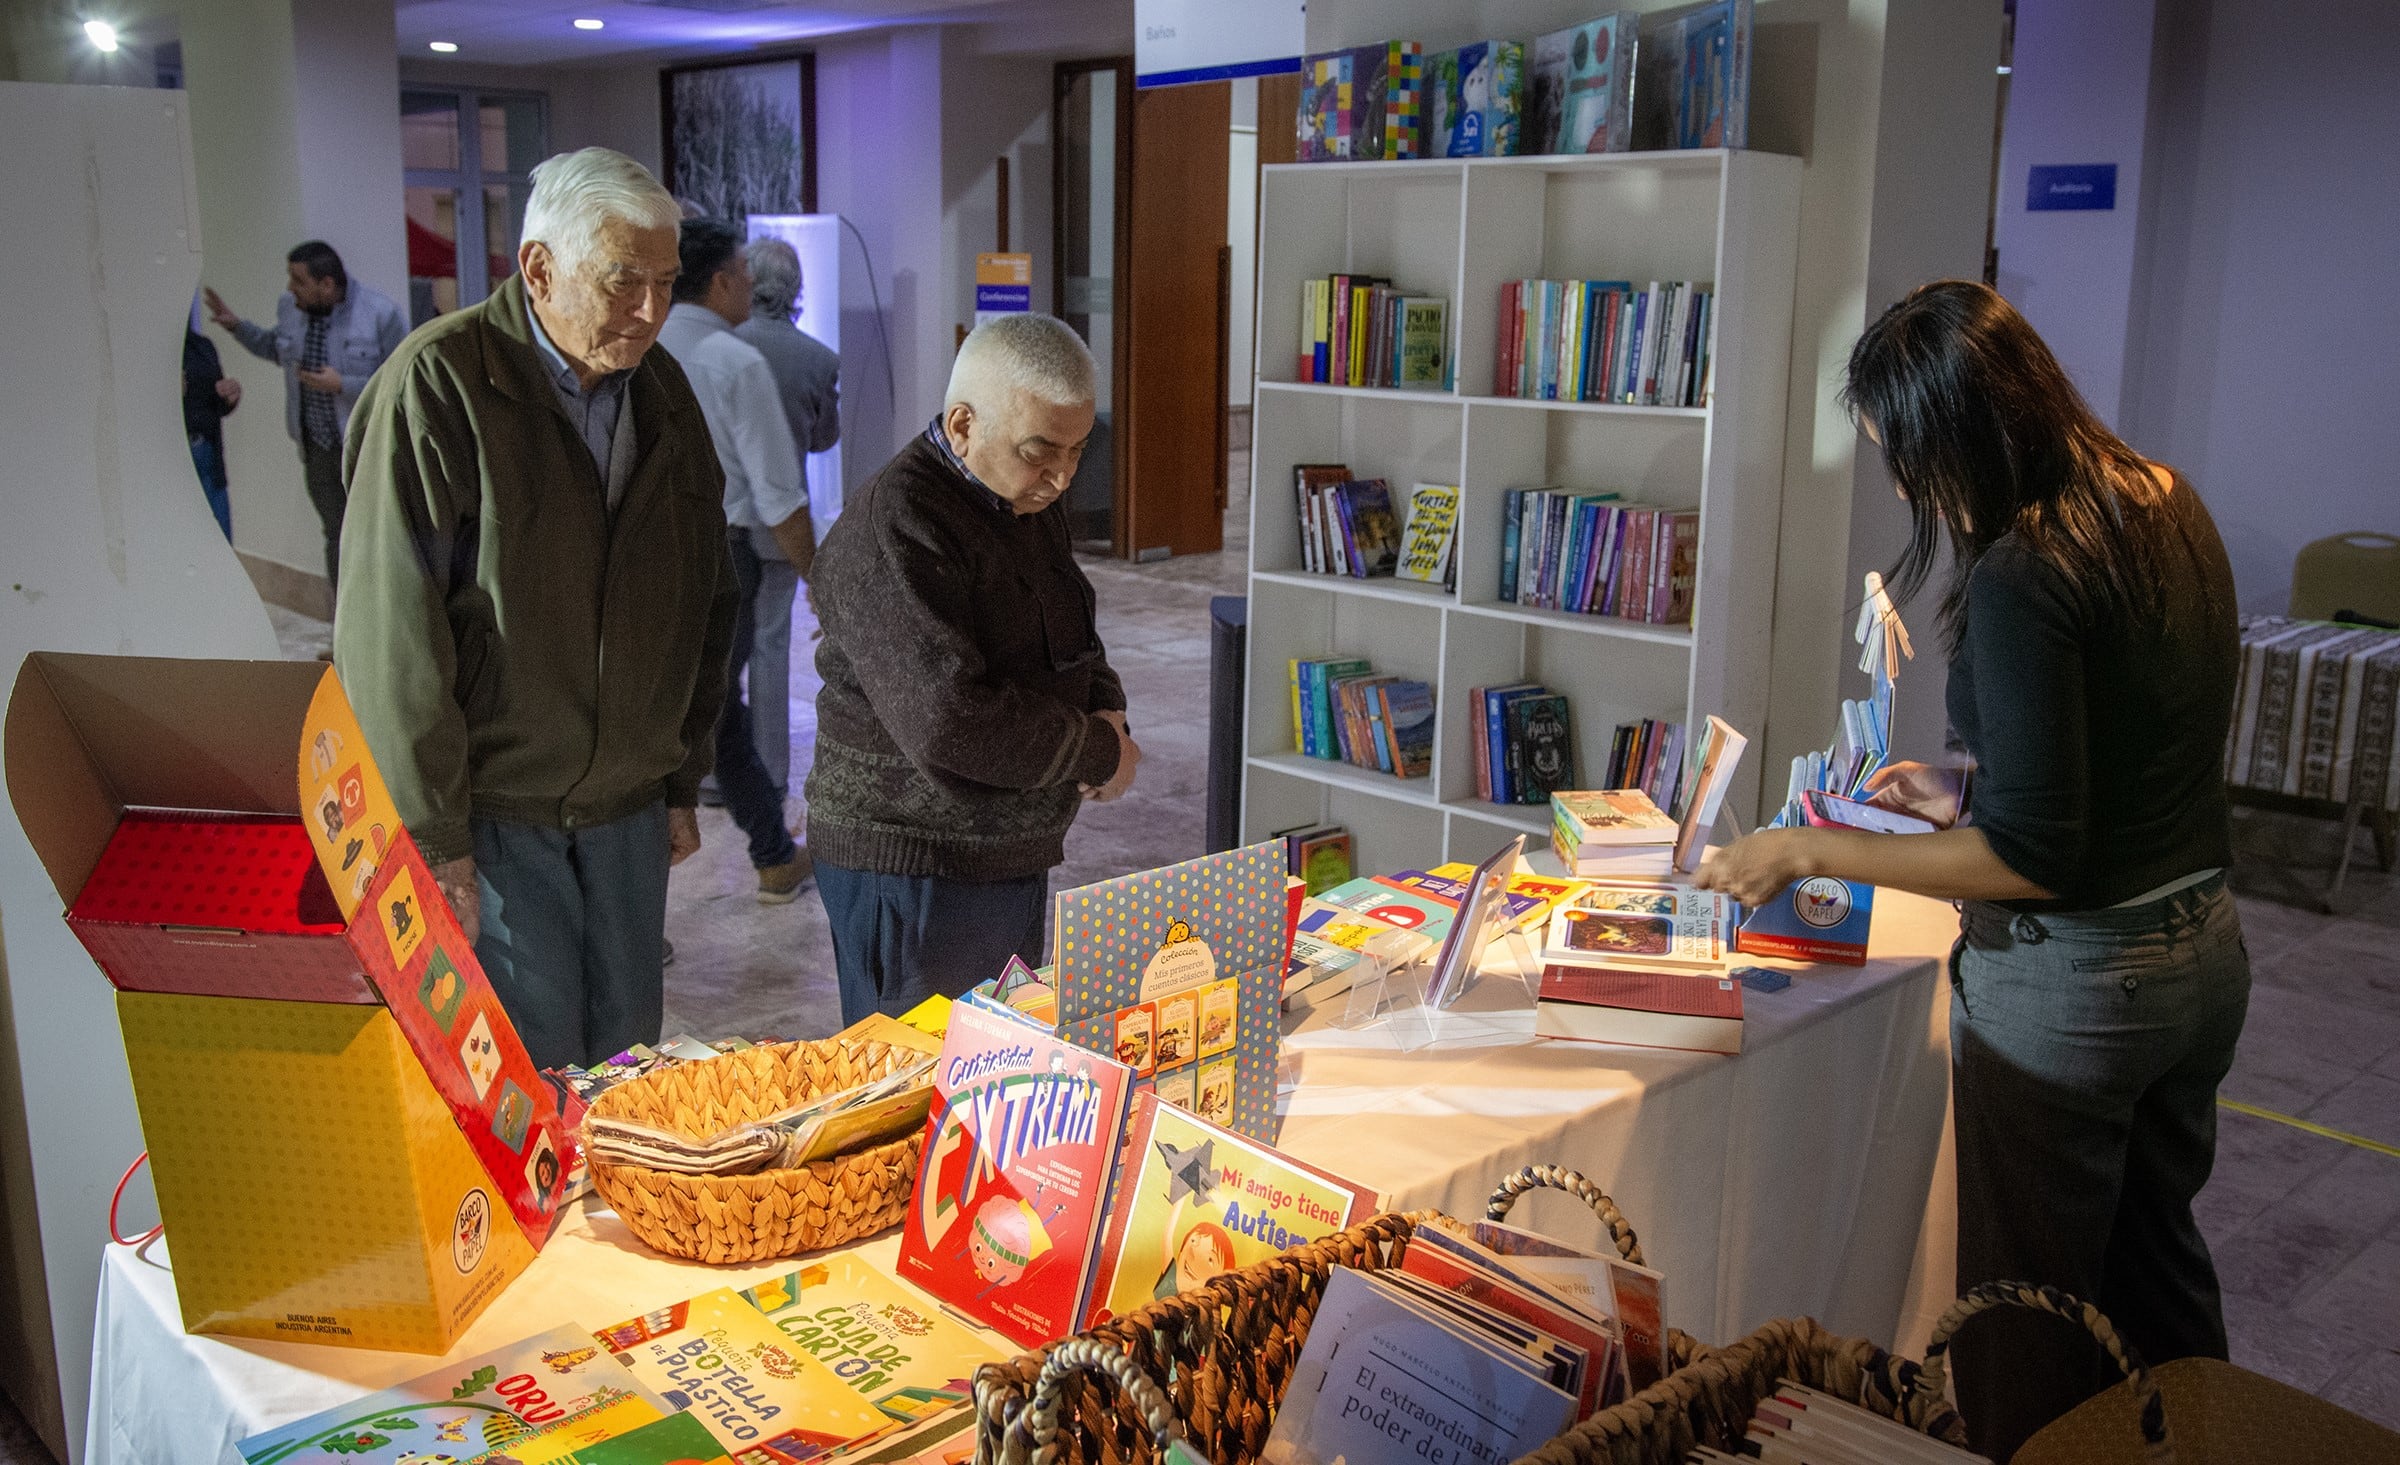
[1841,280,2203,645]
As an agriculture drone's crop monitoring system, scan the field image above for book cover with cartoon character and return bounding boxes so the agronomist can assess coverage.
[738,1255,1002,1428]
[1083,1091,1378,1328]
[595,1288,890,1458]
[238,1323,669,1463]
[896,999,1136,1348]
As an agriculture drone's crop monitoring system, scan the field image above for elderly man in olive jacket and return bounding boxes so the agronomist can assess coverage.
[334,148,737,1069]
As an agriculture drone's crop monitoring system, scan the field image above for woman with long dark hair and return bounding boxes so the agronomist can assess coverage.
[1697,280,2249,1459]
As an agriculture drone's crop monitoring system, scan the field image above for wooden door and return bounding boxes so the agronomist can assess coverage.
[1120,80,1231,560]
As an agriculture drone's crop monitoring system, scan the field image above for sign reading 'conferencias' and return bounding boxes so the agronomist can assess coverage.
[1135,0,1305,88]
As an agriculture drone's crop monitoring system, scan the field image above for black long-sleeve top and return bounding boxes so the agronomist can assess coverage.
[181,329,236,447]
[1946,475,2239,910]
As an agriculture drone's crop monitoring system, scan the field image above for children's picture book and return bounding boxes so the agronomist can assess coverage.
[1545,882,1730,970]
[1261,1266,1577,1465]
[1427,39,1526,158]
[1530,13,1639,154]
[239,1324,671,1465]
[1084,1092,1379,1326]
[1317,875,1457,944]
[1398,1227,1622,1417]
[1278,824,1355,896]
[595,1287,891,1458]
[1395,484,1460,584]
[1635,0,1752,149]
[542,1411,728,1465]
[896,997,1136,1348]
[1295,49,1353,161]
[738,1255,1003,1430]
[1051,842,1289,1143]
[1423,1215,1671,1393]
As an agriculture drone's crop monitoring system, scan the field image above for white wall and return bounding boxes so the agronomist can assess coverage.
[1992,0,2157,428]
[2121,0,2400,614]
[1227,75,1259,407]
[0,82,281,1463]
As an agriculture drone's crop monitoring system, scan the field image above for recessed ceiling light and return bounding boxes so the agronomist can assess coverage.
[574,17,605,29]
[429,39,458,51]
[1995,64,2012,75]
[84,19,120,52]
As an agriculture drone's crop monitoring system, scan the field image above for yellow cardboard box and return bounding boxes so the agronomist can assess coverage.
[5,653,552,1351]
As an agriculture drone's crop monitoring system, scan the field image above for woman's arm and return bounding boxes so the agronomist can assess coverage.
[1695,824,2054,907]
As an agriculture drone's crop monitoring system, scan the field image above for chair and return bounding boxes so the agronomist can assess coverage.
[2289,531,2400,626]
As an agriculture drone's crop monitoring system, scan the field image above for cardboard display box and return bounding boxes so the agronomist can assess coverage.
[1734,876,1875,966]
[5,654,566,1352]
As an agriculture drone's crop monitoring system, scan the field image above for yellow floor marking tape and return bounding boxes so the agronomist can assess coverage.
[2218,1095,2400,1160]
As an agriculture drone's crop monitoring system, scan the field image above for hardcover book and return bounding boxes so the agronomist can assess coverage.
[238,1324,671,1464]
[896,998,1136,1348]
[1085,1092,1378,1326]
[595,1287,891,1457]
[1426,39,1526,157]
[1536,965,1745,1055]
[1050,841,1289,1141]
[1507,693,1579,804]
[1635,0,1751,149]
[738,1255,1003,1430]
[1295,50,1354,161]
[1530,13,1639,154]
[1261,1266,1577,1465]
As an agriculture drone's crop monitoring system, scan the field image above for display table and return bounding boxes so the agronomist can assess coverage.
[86,892,1961,1464]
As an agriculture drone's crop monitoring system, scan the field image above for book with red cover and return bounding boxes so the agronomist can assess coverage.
[1399,1230,1622,1417]
[1534,966,1743,1054]
[897,999,1136,1348]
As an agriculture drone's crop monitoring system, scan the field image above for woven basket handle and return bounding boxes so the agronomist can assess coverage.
[1483,1164,1645,1267]
[1005,1336,1191,1465]
[1916,1281,2174,1465]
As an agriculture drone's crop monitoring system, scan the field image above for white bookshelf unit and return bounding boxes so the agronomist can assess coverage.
[1240,149,1802,876]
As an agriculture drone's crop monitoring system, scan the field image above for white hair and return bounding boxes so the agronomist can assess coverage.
[519,148,681,274]
[746,237,801,318]
[945,314,1097,415]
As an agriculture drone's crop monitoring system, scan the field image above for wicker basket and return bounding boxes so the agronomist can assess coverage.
[586,1036,921,1264]
[972,1165,1705,1465]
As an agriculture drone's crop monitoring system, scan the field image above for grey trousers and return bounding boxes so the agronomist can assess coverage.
[746,528,802,792]
[1949,876,2250,1462]
[470,802,670,1071]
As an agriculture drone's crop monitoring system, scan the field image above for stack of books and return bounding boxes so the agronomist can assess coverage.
[1295,275,1449,388]
[1467,682,1577,804]
[1551,789,1676,876]
[1290,463,1402,577]
[1289,656,1435,778]
[1498,489,1699,625]
[1690,1379,1985,1463]
[1535,883,1744,1054]
[1601,717,1688,813]
[1495,278,1715,407]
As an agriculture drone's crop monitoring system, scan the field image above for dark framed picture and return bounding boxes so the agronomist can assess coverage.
[660,52,818,219]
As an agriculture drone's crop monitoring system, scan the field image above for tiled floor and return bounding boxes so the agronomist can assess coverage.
[12,456,2395,1458]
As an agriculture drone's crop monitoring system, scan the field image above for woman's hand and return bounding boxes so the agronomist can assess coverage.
[1695,828,1816,908]
[1862,760,1964,828]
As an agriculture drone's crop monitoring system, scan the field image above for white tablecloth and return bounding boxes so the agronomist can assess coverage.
[87,893,1961,1464]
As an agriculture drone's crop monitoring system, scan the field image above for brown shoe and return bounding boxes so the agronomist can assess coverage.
[757,851,814,904]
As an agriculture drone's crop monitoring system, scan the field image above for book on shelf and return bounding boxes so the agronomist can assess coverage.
[1295,275,1449,389]
[1530,13,1640,155]
[1084,1090,1379,1326]
[1259,1266,1579,1465]
[1495,489,1698,626]
[1536,964,1746,1055]
[1289,463,1351,574]
[1468,681,1576,805]
[1293,474,1402,578]
[594,1286,892,1457]
[1544,880,1734,971]
[1496,279,1715,407]
[1296,41,1425,161]
[737,1254,1002,1432]
[1635,0,1752,150]
[1395,482,1460,586]
[1426,39,1527,157]
[1290,658,1435,778]
[1598,718,1690,815]
[1273,822,1355,895]
[1288,655,1372,758]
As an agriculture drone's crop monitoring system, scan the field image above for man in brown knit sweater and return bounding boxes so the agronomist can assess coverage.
[805,314,1140,1021]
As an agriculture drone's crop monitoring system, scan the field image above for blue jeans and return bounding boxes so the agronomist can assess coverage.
[1949,876,2250,1462]
[716,530,799,870]
[746,527,801,792]
[816,863,1048,1025]
[470,803,671,1070]
[187,435,231,540]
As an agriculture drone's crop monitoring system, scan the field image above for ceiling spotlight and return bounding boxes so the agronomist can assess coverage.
[573,17,605,29]
[1995,64,2012,75]
[84,19,120,52]
[429,39,458,51]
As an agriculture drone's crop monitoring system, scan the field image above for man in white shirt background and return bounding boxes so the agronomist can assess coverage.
[657,218,814,902]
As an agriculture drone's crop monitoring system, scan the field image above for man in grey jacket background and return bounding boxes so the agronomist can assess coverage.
[204,240,407,590]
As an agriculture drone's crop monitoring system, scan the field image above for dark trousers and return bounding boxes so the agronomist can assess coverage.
[1949,877,2250,1462]
[301,437,344,591]
[188,435,231,540]
[716,530,799,871]
[817,862,1048,1024]
[470,802,671,1070]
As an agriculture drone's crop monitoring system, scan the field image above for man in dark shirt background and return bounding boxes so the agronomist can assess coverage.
[180,310,239,540]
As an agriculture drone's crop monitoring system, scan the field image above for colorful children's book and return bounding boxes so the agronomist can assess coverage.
[595,1287,891,1458]
[544,1411,729,1464]
[1084,1092,1379,1326]
[1427,39,1526,157]
[1295,49,1354,161]
[739,1255,1003,1429]
[1635,0,1752,149]
[238,1324,671,1464]
[1531,13,1640,154]
[897,997,1136,1347]
[1051,842,1289,1142]
[1317,874,1457,944]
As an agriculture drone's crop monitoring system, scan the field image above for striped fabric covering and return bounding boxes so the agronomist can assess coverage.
[2227,616,2400,812]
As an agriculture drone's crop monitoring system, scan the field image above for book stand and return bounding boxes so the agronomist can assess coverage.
[1332,925,1542,1052]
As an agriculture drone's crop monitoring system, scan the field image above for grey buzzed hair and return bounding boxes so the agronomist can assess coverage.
[746,237,801,319]
[520,148,681,275]
[945,314,1096,416]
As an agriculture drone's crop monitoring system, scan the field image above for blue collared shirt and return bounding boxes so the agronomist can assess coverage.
[528,297,632,500]
[925,415,1015,517]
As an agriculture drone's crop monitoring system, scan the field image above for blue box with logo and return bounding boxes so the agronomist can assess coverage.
[1735,875,1873,966]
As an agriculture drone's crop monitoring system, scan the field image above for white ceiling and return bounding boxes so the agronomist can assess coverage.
[395,0,1130,68]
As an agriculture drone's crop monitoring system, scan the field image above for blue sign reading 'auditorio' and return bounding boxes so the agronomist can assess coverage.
[2026,163,2118,212]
